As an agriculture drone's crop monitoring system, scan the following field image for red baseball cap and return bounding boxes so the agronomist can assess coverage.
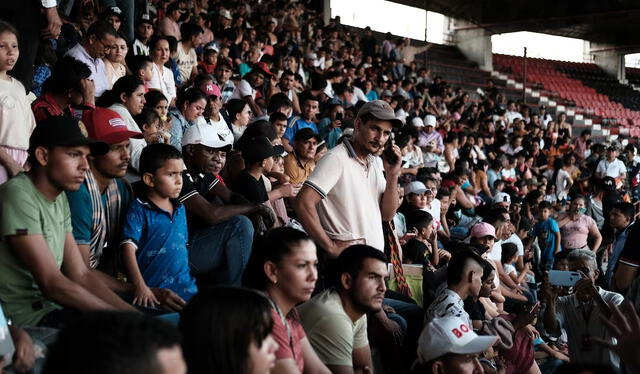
[82,108,143,145]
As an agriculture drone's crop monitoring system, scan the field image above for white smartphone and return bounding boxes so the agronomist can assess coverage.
[0,307,14,368]
[548,270,581,287]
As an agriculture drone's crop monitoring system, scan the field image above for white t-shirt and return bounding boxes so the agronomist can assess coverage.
[421,198,441,231]
[503,233,524,257]
[596,158,626,179]
[176,42,197,83]
[148,63,176,104]
[231,79,255,100]
[504,263,517,276]
[197,115,234,146]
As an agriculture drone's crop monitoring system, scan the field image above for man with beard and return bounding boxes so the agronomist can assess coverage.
[543,249,623,368]
[294,100,402,256]
[67,108,185,312]
[0,116,135,328]
[298,245,388,373]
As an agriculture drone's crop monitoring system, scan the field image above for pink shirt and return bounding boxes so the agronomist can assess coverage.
[271,308,306,372]
[158,17,181,39]
[560,214,597,249]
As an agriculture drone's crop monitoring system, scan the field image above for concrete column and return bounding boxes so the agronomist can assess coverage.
[590,42,626,83]
[453,19,493,71]
[323,0,331,26]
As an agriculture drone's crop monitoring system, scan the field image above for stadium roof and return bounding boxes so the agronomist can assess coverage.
[392,0,640,49]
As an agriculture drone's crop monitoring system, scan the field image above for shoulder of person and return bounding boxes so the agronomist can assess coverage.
[287,115,301,128]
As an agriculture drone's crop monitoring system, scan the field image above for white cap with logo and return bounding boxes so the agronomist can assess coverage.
[415,316,497,364]
[182,122,233,151]
[493,192,511,205]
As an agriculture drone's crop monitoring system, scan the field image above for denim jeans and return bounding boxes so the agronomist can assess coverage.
[188,216,254,286]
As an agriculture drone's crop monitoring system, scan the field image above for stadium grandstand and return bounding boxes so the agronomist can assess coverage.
[0,0,640,373]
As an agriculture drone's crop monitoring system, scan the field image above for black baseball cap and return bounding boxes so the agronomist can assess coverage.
[29,116,109,156]
[242,137,284,164]
[294,128,321,142]
[136,13,154,26]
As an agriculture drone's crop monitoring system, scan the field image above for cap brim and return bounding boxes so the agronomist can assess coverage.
[57,137,109,156]
[450,335,498,356]
[101,131,144,145]
[405,188,427,196]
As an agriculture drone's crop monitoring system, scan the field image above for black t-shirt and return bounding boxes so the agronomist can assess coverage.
[177,170,219,231]
[232,170,268,204]
[403,238,430,266]
[618,220,640,269]
[464,298,486,322]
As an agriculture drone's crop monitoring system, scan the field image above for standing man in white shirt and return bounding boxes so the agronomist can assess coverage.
[65,21,117,98]
[294,100,403,255]
[596,145,627,180]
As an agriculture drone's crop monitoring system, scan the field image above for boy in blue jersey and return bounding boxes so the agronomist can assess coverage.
[533,201,562,272]
[121,144,197,307]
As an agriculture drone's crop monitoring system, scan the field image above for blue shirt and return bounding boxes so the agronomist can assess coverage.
[66,179,131,246]
[533,218,560,262]
[169,108,197,150]
[121,198,197,301]
[605,222,633,288]
[284,116,318,142]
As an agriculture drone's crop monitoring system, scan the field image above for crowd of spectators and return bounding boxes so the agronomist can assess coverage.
[1,0,640,373]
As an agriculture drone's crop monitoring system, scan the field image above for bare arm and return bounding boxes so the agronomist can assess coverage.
[451,186,475,209]
[77,243,133,294]
[243,95,264,118]
[554,232,562,254]
[300,337,332,374]
[62,234,136,311]
[589,224,602,253]
[380,174,400,222]
[352,345,373,374]
[495,260,522,290]
[542,284,560,336]
[7,234,115,312]
[614,263,639,293]
[293,186,338,256]
[182,193,261,226]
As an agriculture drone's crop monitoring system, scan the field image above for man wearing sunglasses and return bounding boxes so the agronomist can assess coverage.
[65,21,118,98]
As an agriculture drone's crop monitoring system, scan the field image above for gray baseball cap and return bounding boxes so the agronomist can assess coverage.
[357,100,403,128]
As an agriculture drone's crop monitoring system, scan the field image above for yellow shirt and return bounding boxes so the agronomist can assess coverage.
[283,152,315,184]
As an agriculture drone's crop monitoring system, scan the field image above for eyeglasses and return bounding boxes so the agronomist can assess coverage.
[96,38,115,52]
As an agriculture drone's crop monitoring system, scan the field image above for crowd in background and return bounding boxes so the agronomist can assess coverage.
[1,0,640,373]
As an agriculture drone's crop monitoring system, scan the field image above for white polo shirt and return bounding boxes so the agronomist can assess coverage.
[304,139,386,250]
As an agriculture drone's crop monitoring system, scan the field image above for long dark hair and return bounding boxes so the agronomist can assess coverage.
[226,98,248,124]
[180,287,273,374]
[175,87,206,114]
[244,227,311,289]
[96,75,144,108]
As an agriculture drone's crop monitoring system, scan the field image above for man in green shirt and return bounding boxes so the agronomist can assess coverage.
[0,116,136,327]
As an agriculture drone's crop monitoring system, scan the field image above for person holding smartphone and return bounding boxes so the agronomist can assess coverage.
[542,249,623,369]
